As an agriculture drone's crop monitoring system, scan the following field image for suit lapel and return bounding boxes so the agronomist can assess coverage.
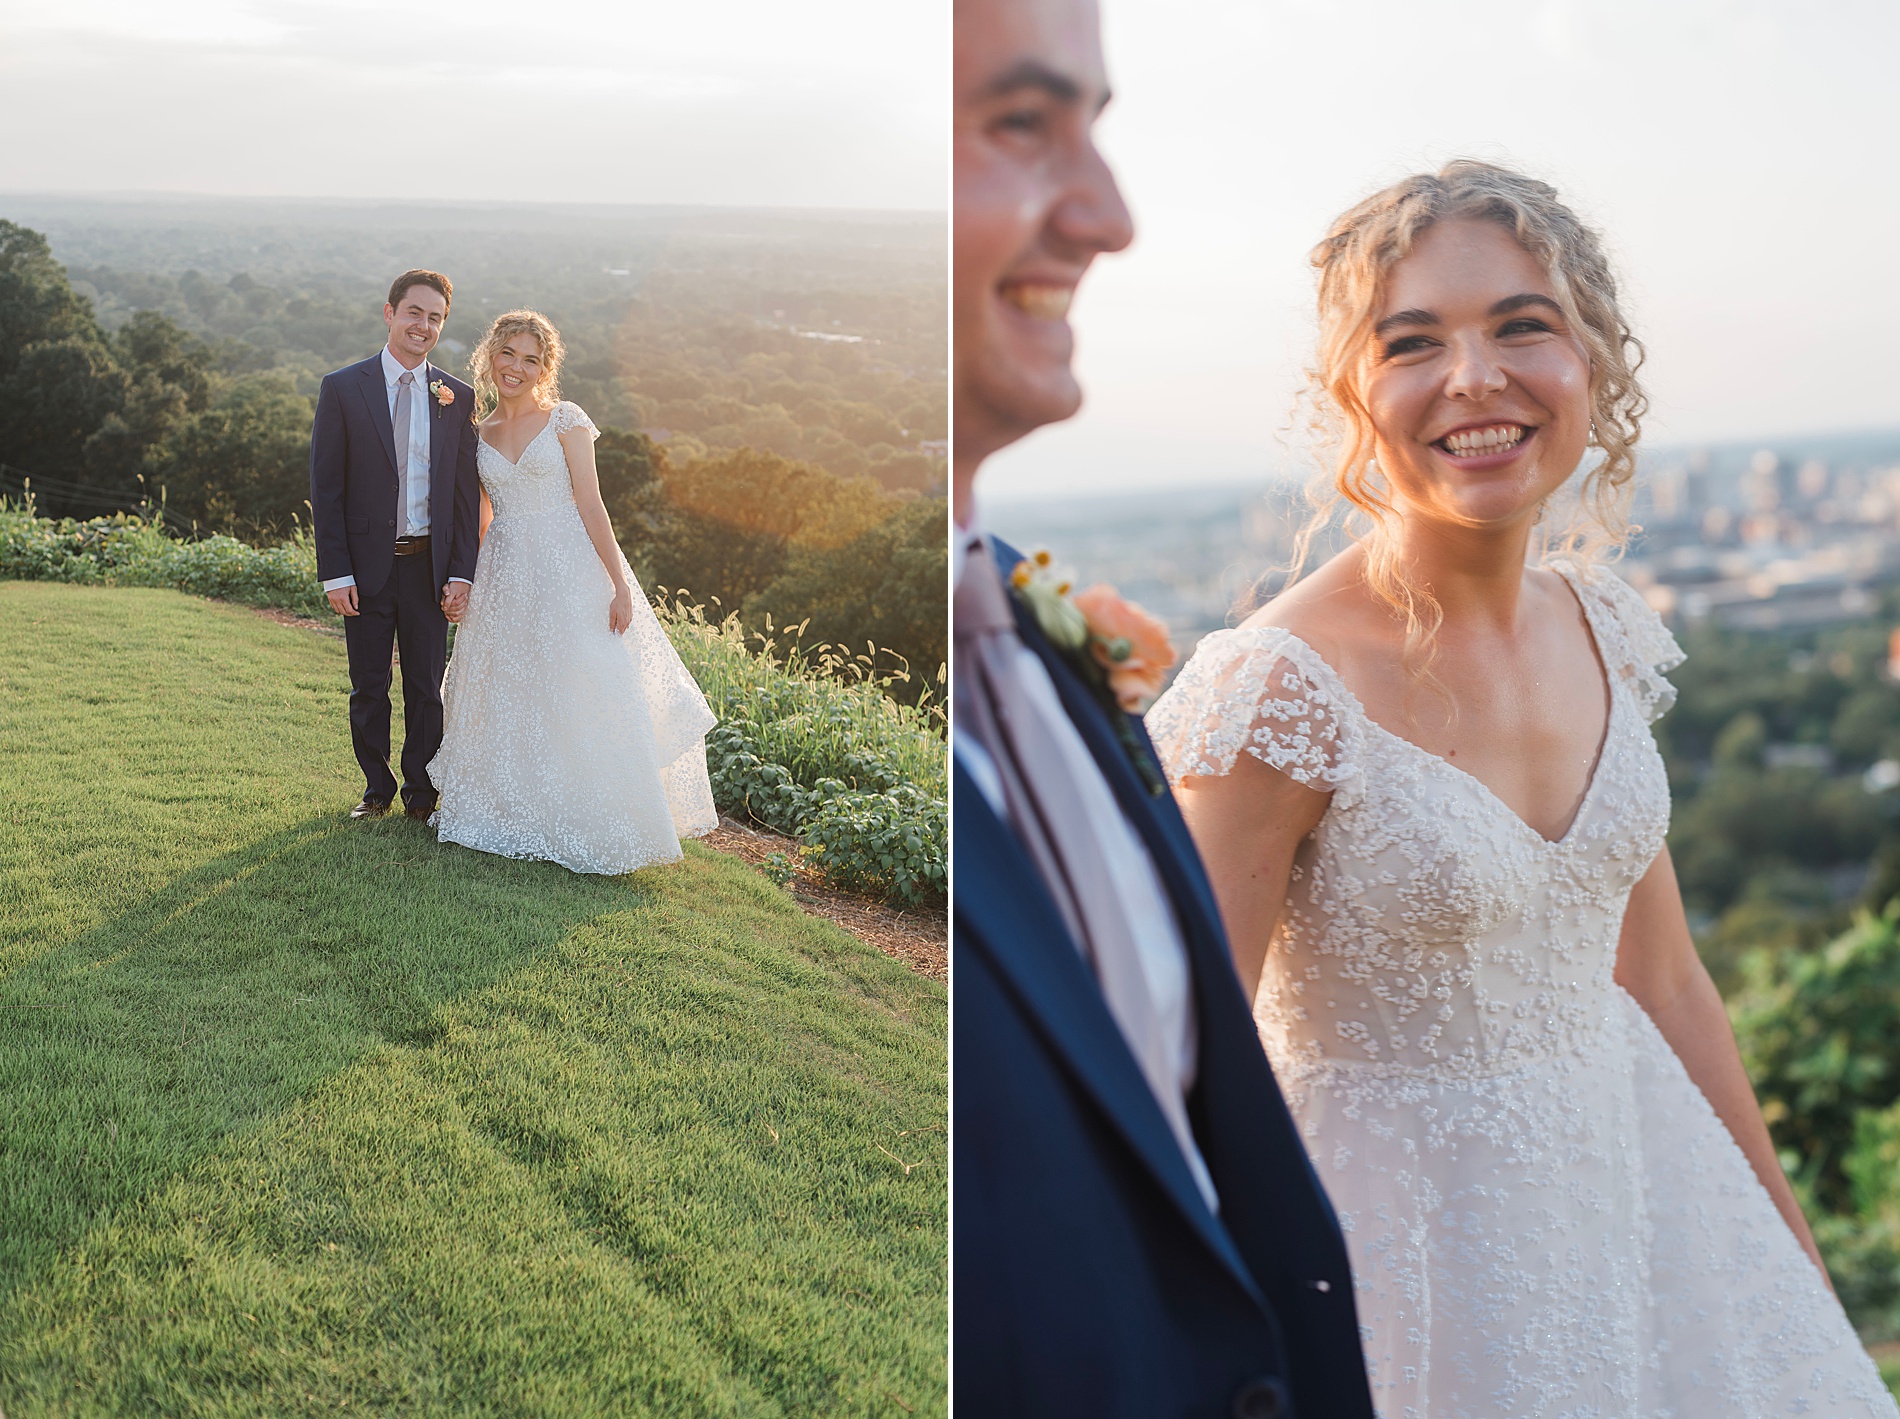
[989,539,1227,952]
[955,759,1267,1310]
[355,355,399,476]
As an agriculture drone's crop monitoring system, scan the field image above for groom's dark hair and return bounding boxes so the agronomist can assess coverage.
[387,269,453,312]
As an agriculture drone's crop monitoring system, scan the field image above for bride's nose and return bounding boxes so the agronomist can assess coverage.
[1443,334,1508,400]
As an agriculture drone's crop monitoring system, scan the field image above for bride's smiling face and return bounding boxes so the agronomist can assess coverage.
[1358,218,1593,532]
[491,334,546,402]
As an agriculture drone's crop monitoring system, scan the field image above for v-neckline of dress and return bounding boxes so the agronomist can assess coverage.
[1267,564,1620,851]
[479,414,554,467]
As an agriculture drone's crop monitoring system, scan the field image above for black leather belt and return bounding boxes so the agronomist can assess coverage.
[393,535,431,556]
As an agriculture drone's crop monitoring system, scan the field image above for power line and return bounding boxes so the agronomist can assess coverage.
[0,461,141,501]
[0,460,188,526]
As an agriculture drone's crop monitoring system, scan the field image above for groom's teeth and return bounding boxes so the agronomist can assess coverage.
[1002,283,1073,320]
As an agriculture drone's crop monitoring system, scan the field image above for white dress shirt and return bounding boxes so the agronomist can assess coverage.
[955,518,1216,1210]
[322,347,469,593]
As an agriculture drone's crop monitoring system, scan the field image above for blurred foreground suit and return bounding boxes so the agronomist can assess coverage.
[954,538,1375,1419]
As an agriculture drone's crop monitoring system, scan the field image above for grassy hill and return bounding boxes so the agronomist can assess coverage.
[0,582,946,1417]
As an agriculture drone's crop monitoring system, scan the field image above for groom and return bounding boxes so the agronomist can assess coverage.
[309,270,481,821]
[952,2,1374,1415]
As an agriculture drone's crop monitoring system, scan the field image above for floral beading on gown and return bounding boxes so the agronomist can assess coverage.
[1148,562,1897,1419]
[428,401,717,875]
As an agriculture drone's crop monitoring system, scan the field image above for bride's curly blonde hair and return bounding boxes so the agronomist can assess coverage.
[1288,159,1648,672]
[468,309,565,414]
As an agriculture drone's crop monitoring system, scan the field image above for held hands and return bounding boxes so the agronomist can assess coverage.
[442,582,470,623]
[327,585,360,617]
[609,583,634,635]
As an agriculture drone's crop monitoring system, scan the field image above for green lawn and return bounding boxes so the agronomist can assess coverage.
[0,582,946,1418]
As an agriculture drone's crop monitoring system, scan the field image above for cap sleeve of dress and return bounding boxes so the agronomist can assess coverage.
[1147,626,1366,809]
[548,401,599,442]
[1555,560,1686,724]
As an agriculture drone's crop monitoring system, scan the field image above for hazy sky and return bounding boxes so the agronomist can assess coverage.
[985,0,1900,503]
[0,0,946,211]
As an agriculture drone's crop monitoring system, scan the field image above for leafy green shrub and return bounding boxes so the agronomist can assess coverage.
[0,502,330,616]
[1732,903,1900,1334]
[1732,903,1900,1213]
[662,596,945,905]
[802,782,946,903]
[1822,1101,1900,1340]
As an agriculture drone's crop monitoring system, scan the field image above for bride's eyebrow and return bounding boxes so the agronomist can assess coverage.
[1489,293,1563,318]
[1375,307,1437,337]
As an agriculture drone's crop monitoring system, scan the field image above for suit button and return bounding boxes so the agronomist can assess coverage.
[387,519,396,528]
[1231,1376,1288,1419]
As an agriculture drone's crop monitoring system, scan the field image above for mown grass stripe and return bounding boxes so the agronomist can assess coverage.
[0,582,945,1418]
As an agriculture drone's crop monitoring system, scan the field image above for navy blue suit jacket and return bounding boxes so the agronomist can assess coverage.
[954,541,1374,1419]
[309,353,480,598]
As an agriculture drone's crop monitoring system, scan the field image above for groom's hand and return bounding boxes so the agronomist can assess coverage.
[327,585,359,617]
[442,582,469,623]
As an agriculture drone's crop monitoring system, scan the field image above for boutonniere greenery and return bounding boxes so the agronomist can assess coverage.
[428,378,455,411]
[1010,548,1177,796]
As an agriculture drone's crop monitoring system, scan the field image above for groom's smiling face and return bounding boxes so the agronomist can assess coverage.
[385,283,447,366]
[954,0,1132,484]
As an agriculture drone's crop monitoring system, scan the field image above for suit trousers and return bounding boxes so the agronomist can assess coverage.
[343,550,448,807]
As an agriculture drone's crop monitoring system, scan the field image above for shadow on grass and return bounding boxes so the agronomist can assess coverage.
[0,810,655,1301]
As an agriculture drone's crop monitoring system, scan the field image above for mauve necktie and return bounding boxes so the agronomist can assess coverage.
[955,542,1211,1206]
[393,370,414,539]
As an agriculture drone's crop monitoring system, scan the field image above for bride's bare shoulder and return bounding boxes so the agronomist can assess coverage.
[1233,549,1377,668]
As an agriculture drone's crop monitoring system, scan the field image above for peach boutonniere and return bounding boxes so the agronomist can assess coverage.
[1073,585,1176,715]
[1010,547,1177,794]
[428,378,455,409]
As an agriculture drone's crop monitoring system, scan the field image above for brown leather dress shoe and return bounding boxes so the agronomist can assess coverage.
[404,797,438,823]
[350,796,392,819]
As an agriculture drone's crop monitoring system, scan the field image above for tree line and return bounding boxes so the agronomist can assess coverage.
[57,200,945,497]
[0,219,945,701]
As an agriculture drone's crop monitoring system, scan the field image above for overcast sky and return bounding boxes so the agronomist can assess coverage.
[984,0,1900,503]
[0,0,946,211]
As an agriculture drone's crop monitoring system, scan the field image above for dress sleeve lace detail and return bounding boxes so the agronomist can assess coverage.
[548,400,600,442]
[1147,626,1365,808]
[1550,560,1685,724]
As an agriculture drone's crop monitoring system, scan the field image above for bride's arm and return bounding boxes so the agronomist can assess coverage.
[1616,847,1832,1287]
[1175,753,1330,1001]
[560,427,634,634]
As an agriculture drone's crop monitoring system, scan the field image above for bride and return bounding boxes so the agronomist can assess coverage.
[1148,161,1896,1416]
[427,309,717,874]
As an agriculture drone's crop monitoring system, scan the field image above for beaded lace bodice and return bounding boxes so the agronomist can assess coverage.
[1151,562,1678,1081]
[476,401,593,519]
[1148,563,1896,1418]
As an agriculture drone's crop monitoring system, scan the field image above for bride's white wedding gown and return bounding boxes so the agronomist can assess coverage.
[427,401,717,874]
[1149,563,1896,1418]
